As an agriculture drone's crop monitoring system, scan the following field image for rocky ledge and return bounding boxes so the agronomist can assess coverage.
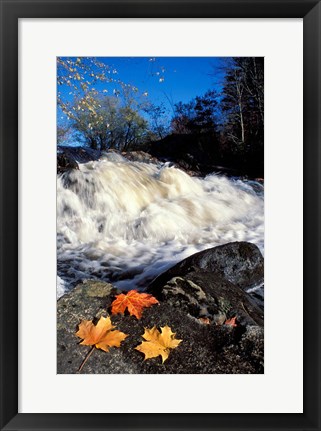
[57,146,102,174]
[57,241,264,374]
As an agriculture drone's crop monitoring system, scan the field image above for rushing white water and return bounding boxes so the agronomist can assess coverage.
[57,153,264,298]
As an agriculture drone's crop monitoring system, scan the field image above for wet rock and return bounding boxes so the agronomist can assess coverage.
[121,150,161,165]
[57,146,101,174]
[57,153,79,174]
[148,241,264,294]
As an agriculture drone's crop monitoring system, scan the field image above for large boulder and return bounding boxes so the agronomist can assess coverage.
[57,242,264,374]
[151,271,263,327]
[148,242,264,293]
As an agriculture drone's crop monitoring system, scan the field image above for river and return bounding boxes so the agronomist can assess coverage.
[57,153,264,298]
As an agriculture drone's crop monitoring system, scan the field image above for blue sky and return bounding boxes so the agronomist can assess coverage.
[57,57,227,129]
[98,57,225,110]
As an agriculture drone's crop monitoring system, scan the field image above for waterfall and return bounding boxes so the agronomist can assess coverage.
[57,153,264,297]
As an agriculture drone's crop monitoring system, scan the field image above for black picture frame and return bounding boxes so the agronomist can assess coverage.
[1,1,320,430]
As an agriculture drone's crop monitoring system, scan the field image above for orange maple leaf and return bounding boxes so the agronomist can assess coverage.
[76,316,127,352]
[111,290,159,319]
[135,325,182,363]
[225,316,237,327]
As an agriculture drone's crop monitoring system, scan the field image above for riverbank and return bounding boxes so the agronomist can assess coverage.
[57,143,264,180]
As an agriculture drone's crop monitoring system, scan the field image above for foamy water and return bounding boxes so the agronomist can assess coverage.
[57,153,264,298]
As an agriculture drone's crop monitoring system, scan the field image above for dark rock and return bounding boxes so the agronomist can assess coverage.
[153,271,263,327]
[57,154,79,174]
[121,149,203,177]
[57,146,101,174]
[148,241,264,294]
[57,276,263,374]
[57,280,120,374]
[121,150,160,165]
[239,326,264,371]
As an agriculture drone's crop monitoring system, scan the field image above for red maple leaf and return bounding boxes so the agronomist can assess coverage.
[111,290,159,319]
[225,316,237,327]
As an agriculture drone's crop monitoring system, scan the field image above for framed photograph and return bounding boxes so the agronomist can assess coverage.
[1,0,320,430]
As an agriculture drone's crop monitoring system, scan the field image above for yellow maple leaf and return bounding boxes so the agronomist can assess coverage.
[135,326,182,363]
[76,316,127,352]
